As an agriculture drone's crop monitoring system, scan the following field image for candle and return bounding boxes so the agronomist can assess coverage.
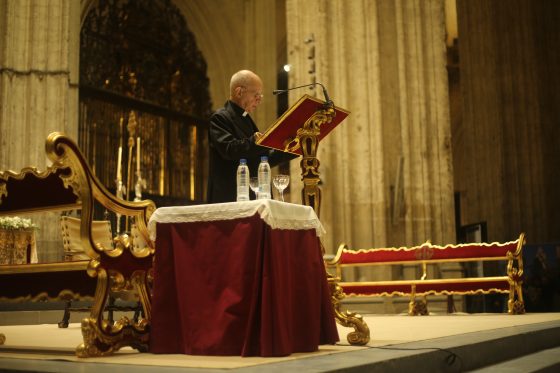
[117,146,122,181]
[136,137,141,173]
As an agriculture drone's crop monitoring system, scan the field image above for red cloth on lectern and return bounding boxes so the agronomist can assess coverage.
[149,213,339,357]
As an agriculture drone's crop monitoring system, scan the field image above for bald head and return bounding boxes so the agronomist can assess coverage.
[229,70,264,113]
[230,70,261,95]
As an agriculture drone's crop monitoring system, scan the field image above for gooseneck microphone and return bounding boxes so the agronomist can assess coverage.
[273,82,333,105]
[272,83,316,95]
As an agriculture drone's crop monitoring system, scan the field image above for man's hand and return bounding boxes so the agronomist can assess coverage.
[254,132,264,141]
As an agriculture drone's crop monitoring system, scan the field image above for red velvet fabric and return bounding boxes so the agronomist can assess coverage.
[149,213,339,357]
[340,241,519,264]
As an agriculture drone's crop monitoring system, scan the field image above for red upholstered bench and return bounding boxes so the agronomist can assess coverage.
[326,233,526,315]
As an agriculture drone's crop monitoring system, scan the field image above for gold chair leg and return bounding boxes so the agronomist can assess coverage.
[75,265,150,357]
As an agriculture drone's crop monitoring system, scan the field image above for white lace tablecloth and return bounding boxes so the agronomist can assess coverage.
[148,199,325,241]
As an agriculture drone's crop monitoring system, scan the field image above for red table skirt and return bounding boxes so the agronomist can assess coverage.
[149,213,339,356]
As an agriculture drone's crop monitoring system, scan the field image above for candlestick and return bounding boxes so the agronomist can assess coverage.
[136,137,141,174]
[119,117,124,147]
[117,146,122,182]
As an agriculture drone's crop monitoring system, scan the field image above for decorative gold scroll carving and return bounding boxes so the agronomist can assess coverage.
[299,103,335,218]
[76,261,150,357]
[328,273,370,345]
[506,235,525,315]
[44,132,155,357]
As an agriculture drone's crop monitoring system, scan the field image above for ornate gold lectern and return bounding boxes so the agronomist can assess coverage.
[257,94,370,345]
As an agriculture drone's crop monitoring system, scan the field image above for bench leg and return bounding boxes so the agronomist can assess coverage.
[447,295,456,313]
[408,285,428,316]
[409,298,429,315]
[408,289,416,315]
[508,283,526,314]
[58,300,71,328]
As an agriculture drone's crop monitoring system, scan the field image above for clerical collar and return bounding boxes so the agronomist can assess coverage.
[228,100,249,117]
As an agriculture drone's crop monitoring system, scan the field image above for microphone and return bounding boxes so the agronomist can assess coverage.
[273,82,333,105]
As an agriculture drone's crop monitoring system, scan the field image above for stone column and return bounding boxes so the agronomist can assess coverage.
[286,0,455,300]
[456,0,560,243]
[242,0,280,132]
[0,0,80,260]
[0,0,80,171]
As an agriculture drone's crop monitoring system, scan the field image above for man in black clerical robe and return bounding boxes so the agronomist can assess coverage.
[207,70,295,203]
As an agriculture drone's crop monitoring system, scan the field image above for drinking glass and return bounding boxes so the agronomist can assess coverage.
[249,177,259,199]
[273,174,290,202]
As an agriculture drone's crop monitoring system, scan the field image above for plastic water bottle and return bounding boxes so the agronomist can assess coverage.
[236,159,250,201]
[258,156,271,199]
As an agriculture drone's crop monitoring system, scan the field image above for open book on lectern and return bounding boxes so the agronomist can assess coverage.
[256,94,350,156]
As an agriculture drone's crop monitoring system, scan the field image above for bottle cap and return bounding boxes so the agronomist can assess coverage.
[240,158,247,164]
[260,156,268,162]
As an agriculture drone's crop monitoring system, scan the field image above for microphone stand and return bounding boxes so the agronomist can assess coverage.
[273,82,333,108]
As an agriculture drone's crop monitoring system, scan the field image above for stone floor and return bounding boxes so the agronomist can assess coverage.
[1,312,560,372]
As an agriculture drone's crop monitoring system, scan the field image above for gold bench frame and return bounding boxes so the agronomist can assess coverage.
[327,234,526,316]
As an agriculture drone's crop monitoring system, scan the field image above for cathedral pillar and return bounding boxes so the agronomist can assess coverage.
[455,0,560,243]
[0,0,80,171]
[286,0,455,292]
[0,0,80,262]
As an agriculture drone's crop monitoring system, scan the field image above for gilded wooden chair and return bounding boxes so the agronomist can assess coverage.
[0,132,155,357]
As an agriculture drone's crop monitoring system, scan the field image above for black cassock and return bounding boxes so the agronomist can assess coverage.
[207,100,295,203]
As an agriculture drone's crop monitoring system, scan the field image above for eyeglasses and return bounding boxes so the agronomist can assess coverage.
[241,86,264,99]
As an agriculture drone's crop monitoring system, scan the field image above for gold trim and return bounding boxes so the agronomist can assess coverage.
[0,292,94,303]
[337,256,511,268]
[342,276,510,287]
[0,165,81,215]
[330,238,522,265]
[344,288,510,297]
[0,204,82,216]
[0,261,88,275]
[0,166,66,182]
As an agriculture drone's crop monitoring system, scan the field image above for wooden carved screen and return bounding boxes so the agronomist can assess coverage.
[79,0,211,207]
